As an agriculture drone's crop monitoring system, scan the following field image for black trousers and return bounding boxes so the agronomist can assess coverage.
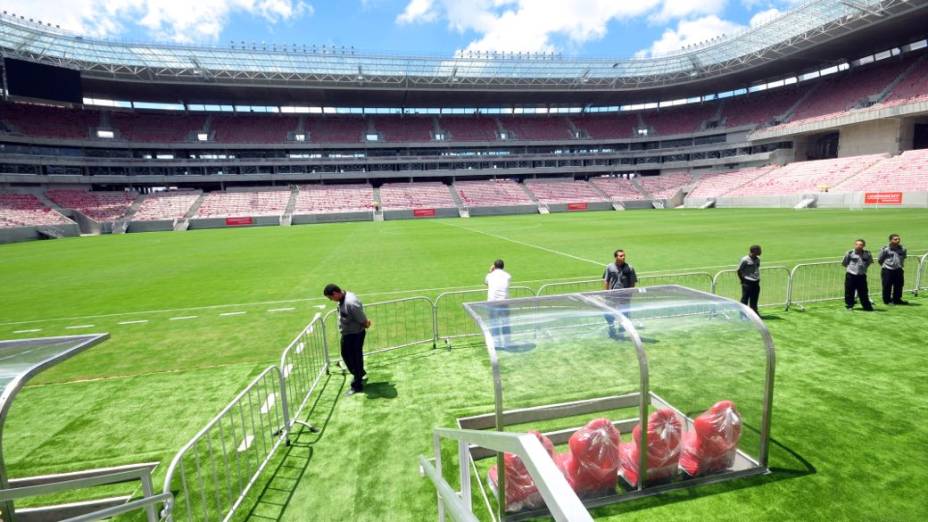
[881,268,905,304]
[340,330,366,391]
[740,280,760,313]
[844,273,873,310]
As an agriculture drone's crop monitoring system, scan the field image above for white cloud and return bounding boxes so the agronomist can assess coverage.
[652,0,727,23]
[636,15,744,58]
[0,0,312,43]
[749,7,781,27]
[396,0,662,53]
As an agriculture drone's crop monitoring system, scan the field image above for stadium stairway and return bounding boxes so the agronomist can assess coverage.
[877,54,928,102]
[175,193,206,231]
[794,196,817,209]
[446,185,469,217]
[587,181,624,210]
[36,193,100,235]
[518,182,549,214]
[281,186,298,226]
[113,193,145,234]
[372,187,384,221]
[780,82,823,124]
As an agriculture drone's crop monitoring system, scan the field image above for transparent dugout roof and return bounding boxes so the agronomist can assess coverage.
[464,286,774,454]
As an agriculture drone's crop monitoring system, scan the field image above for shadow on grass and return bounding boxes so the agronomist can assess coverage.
[363,381,397,400]
[238,373,343,521]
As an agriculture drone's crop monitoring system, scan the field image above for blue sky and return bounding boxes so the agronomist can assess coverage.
[0,0,801,58]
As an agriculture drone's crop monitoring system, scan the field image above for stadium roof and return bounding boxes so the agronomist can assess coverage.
[1,0,927,106]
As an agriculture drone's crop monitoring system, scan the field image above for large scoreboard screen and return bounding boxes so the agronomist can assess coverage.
[4,58,83,104]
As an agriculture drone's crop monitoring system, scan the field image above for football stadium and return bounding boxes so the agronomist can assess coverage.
[0,0,927,520]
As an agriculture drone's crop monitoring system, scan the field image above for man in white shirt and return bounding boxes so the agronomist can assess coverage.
[484,259,511,348]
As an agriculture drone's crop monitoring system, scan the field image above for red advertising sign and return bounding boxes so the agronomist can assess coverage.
[225,216,254,226]
[413,208,436,217]
[864,192,903,205]
[567,202,589,211]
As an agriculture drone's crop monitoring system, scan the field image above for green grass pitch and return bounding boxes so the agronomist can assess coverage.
[1,208,927,520]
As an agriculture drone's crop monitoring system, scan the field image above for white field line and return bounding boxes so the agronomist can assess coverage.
[237,435,255,453]
[65,324,94,330]
[219,311,246,317]
[118,320,148,325]
[169,316,198,321]
[282,363,294,378]
[13,329,41,334]
[268,307,295,312]
[2,248,924,328]
[260,393,276,414]
[435,220,602,266]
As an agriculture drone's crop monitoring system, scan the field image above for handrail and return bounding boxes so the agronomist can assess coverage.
[432,428,592,522]
[60,493,173,522]
[0,468,151,502]
[418,456,479,522]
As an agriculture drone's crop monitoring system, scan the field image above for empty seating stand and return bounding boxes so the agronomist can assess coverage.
[833,149,928,192]
[686,167,778,199]
[572,114,638,139]
[454,180,534,207]
[211,115,299,144]
[195,190,290,218]
[132,192,201,221]
[46,190,136,222]
[0,103,99,140]
[524,180,607,204]
[110,112,206,142]
[293,185,374,214]
[643,105,716,135]
[726,154,887,196]
[304,117,366,143]
[590,177,648,201]
[637,172,694,199]
[0,193,73,228]
[437,117,499,142]
[371,116,434,142]
[379,183,456,209]
[498,117,573,140]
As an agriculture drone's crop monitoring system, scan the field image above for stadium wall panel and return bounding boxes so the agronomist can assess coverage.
[291,212,373,224]
[838,119,902,157]
[467,205,538,217]
[128,220,175,233]
[620,200,656,209]
[547,202,614,212]
[383,208,458,220]
[0,224,79,244]
[188,216,280,230]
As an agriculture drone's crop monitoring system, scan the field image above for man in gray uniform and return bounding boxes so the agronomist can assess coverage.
[323,283,372,395]
[878,233,908,305]
[737,245,762,314]
[842,239,874,311]
[602,249,637,338]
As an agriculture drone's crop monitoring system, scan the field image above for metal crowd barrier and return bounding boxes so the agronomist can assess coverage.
[434,286,535,344]
[639,271,714,293]
[788,261,880,310]
[916,253,928,296]
[323,296,437,356]
[280,313,329,431]
[712,266,792,310]
[161,367,288,522]
[536,278,603,296]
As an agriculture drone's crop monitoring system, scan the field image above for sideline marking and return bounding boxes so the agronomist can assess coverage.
[237,435,255,453]
[13,329,41,334]
[435,220,602,266]
[118,320,148,325]
[170,316,198,321]
[65,324,94,330]
[260,393,276,414]
[220,311,246,317]
[268,307,295,313]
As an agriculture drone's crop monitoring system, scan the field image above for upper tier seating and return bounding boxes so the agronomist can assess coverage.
[305,117,366,143]
[572,114,638,139]
[637,172,694,199]
[523,180,607,204]
[195,190,290,217]
[832,148,928,193]
[454,180,534,207]
[293,185,374,214]
[437,117,499,142]
[211,115,299,144]
[881,57,928,107]
[132,191,201,221]
[786,58,915,125]
[379,182,456,209]
[643,105,716,135]
[720,87,809,128]
[46,190,137,222]
[0,193,73,228]
[686,167,778,199]
[0,103,99,140]
[590,177,647,201]
[110,112,206,142]
[726,154,887,196]
[371,116,434,142]
[498,117,573,140]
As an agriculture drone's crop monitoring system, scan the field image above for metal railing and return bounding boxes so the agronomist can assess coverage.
[712,266,792,310]
[323,296,437,356]
[434,286,535,343]
[639,271,714,293]
[916,253,928,296]
[280,313,329,431]
[161,366,288,522]
[537,278,603,296]
[787,261,876,310]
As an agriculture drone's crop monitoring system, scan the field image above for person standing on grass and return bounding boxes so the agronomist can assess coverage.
[842,239,874,311]
[737,245,762,314]
[484,259,512,349]
[323,284,371,396]
[878,234,908,305]
[603,249,637,338]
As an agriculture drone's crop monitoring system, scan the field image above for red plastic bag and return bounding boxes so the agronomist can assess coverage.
[560,418,621,495]
[620,408,683,486]
[679,400,742,476]
[488,431,556,512]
